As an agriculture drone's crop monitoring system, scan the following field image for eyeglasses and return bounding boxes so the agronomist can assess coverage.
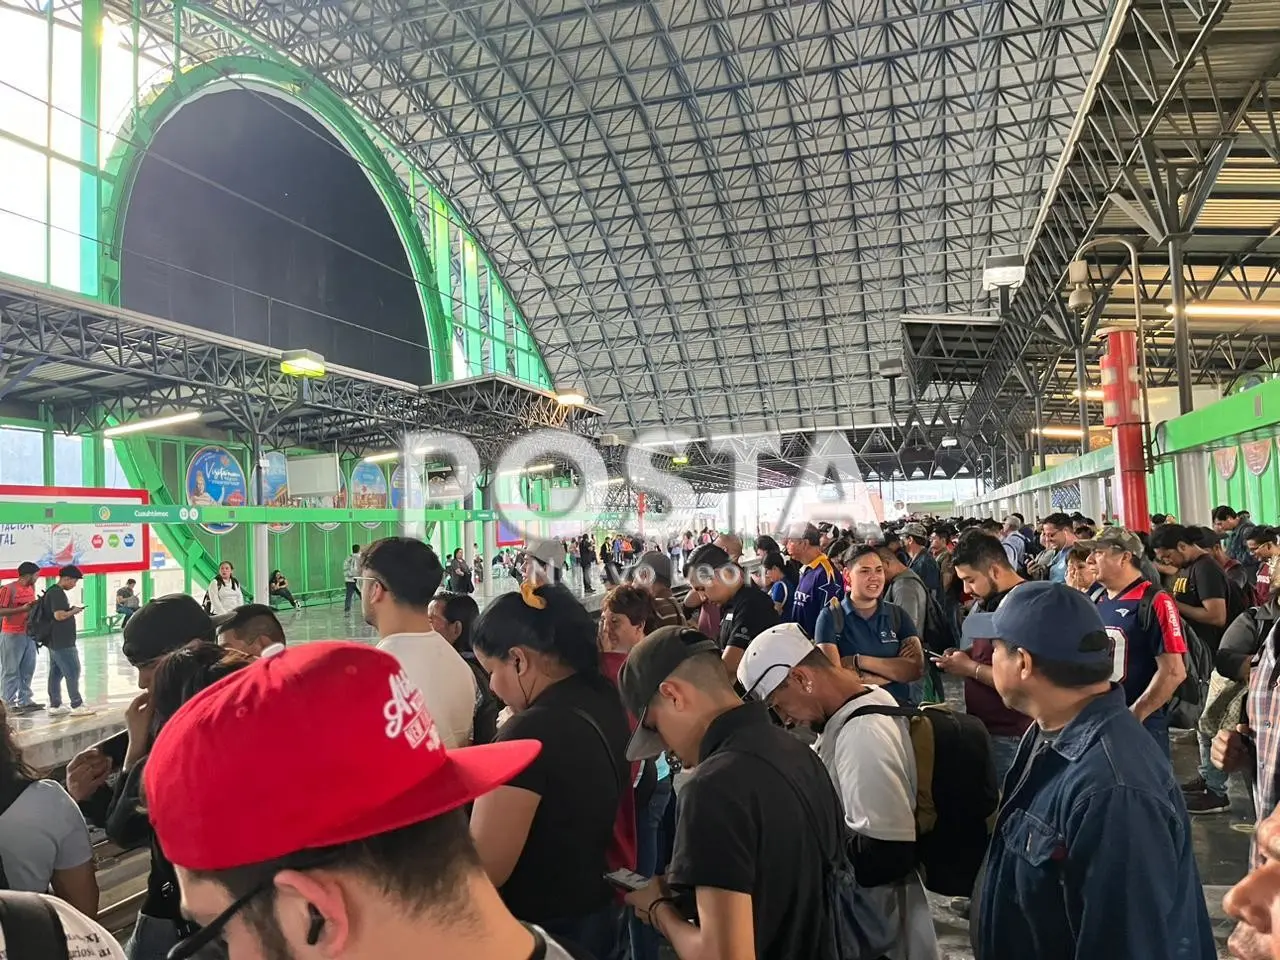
[351,576,384,589]
[167,851,339,960]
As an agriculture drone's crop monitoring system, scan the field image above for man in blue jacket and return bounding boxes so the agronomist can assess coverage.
[969,580,1216,960]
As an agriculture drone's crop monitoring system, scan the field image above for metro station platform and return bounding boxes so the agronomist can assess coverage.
[15,576,608,771]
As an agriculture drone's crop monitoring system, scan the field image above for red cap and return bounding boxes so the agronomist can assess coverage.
[145,641,539,871]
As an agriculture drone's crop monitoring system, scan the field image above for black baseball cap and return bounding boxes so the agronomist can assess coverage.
[212,603,283,636]
[618,626,720,761]
[122,594,216,666]
[683,543,732,579]
[58,565,83,580]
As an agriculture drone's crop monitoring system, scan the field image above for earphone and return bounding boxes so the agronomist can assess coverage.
[306,904,325,947]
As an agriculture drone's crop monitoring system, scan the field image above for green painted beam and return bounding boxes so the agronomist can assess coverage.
[1162,380,1280,453]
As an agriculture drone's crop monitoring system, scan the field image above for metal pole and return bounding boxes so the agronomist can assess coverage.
[1167,235,1193,415]
[1074,342,1090,456]
[1033,388,1046,472]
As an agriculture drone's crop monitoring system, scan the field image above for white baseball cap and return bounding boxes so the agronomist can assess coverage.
[737,622,820,701]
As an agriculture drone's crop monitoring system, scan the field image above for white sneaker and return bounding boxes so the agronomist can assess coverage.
[47,706,70,717]
[69,706,96,717]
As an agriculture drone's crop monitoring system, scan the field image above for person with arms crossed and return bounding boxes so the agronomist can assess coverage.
[968,582,1214,960]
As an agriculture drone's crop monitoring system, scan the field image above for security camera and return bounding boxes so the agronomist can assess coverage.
[1066,259,1093,317]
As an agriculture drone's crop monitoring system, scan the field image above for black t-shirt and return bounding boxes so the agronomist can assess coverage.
[720,582,781,650]
[494,672,630,924]
[44,585,77,650]
[1173,554,1236,652]
[667,702,838,960]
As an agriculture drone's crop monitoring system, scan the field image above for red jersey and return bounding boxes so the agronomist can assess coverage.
[0,581,35,635]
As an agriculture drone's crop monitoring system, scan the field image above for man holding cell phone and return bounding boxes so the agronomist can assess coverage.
[45,565,94,717]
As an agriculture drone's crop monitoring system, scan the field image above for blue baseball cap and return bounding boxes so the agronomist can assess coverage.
[961,581,1112,665]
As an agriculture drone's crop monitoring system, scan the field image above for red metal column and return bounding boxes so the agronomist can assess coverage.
[1100,330,1151,531]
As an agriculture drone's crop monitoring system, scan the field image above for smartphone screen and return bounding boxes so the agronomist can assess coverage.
[604,868,650,892]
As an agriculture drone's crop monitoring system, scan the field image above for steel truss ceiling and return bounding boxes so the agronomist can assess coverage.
[119,0,1112,472]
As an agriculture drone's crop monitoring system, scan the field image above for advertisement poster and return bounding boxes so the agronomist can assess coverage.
[350,462,388,530]
[1243,439,1273,476]
[185,446,248,536]
[497,505,527,548]
[391,465,425,511]
[304,473,347,533]
[1214,446,1239,482]
[0,485,150,577]
[254,451,295,534]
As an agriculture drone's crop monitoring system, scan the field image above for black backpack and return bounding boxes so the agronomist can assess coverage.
[0,892,71,960]
[1136,583,1213,729]
[844,702,1000,897]
[24,593,53,646]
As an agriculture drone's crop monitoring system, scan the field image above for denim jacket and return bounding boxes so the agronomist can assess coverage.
[975,685,1215,960]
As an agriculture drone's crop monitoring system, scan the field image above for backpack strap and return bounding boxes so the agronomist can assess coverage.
[844,703,939,833]
[1135,581,1161,632]
[569,707,627,794]
[0,893,70,960]
[826,596,845,638]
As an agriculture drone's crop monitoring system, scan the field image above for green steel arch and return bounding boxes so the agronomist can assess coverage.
[97,55,454,384]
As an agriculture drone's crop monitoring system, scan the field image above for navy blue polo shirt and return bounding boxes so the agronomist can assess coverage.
[814,598,918,704]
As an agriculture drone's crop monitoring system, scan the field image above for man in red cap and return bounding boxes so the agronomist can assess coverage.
[144,642,587,960]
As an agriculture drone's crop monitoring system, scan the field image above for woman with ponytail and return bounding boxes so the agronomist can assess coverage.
[470,581,630,958]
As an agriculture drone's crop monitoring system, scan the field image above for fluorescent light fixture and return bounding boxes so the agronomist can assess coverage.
[1071,389,1105,400]
[899,313,1002,326]
[1173,302,1280,319]
[607,476,625,485]
[498,463,557,477]
[957,465,970,475]
[363,451,400,464]
[103,411,201,438]
[865,469,879,480]
[671,455,689,465]
[556,389,587,407]
[1034,425,1107,439]
[933,467,947,477]
[280,349,326,378]
[982,254,1025,291]
[940,436,959,448]
[911,467,925,478]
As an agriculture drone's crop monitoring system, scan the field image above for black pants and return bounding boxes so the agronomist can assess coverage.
[271,588,298,608]
[344,581,360,611]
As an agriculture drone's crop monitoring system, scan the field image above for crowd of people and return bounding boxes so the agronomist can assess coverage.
[8,501,1280,957]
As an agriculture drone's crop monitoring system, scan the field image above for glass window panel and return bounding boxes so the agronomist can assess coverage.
[52,433,82,485]
[104,440,130,489]
[49,23,82,161]
[0,428,44,485]
[0,140,48,284]
[49,158,81,291]
[0,8,49,145]
[100,23,137,164]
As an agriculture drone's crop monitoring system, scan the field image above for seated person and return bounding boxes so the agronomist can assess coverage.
[115,579,141,626]
[268,569,299,609]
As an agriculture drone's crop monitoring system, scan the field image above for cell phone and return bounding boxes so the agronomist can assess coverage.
[604,868,650,892]
[926,651,945,662]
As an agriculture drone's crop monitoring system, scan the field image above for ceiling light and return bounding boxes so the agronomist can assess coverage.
[671,455,689,466]
[280,349,326,378]
[982,254,1026,291]
[1071,389,1105,400]
[1173,302,1280,319]
[103,411,201,438]
[957,465,970,475]
[363,451,400,464]
[556,389,587,407]
[1034,426,1107,439]
[865,469,879,480]
[940,436,958,448]
[911,467,925,478]
[893,468,904,478]
[607,476,625,485]
[933,467,947,477]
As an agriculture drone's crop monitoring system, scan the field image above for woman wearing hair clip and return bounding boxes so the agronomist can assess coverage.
[470,581,632,958]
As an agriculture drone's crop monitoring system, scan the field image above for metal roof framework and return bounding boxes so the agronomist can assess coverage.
[0,281,601,462]
[923,0,1280,486]
[110,0,1119,485]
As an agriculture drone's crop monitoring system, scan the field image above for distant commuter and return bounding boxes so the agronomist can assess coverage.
[268,569,299,609]
[343,543,362,613]
[0,561,42,713]
[203,561,243,615]
[115,579,141,626]
[45,566,93,718]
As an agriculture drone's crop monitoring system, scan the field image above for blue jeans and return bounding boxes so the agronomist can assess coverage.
[990,734,1023,789]
[1199,729,1229,795]
[47,646,83,709]
[1143,713,1171,760]
[0,632,36,706]
[630,776,674,960]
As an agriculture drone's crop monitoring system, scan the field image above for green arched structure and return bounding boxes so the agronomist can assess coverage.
[97,55,454,385]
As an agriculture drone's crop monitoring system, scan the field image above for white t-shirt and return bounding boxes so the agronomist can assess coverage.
[0,894,125,959]
[377,632,477,748]
[0,780,93,893]
[206,579,245,615]
[816,686,917,842]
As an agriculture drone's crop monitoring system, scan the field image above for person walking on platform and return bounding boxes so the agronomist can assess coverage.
[343,543,362,613]
[0,561,42,713]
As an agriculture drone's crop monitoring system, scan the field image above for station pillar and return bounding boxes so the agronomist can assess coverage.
[1100,330,1150,532]
[251,448,270,608]
[1176,451,1210,529]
